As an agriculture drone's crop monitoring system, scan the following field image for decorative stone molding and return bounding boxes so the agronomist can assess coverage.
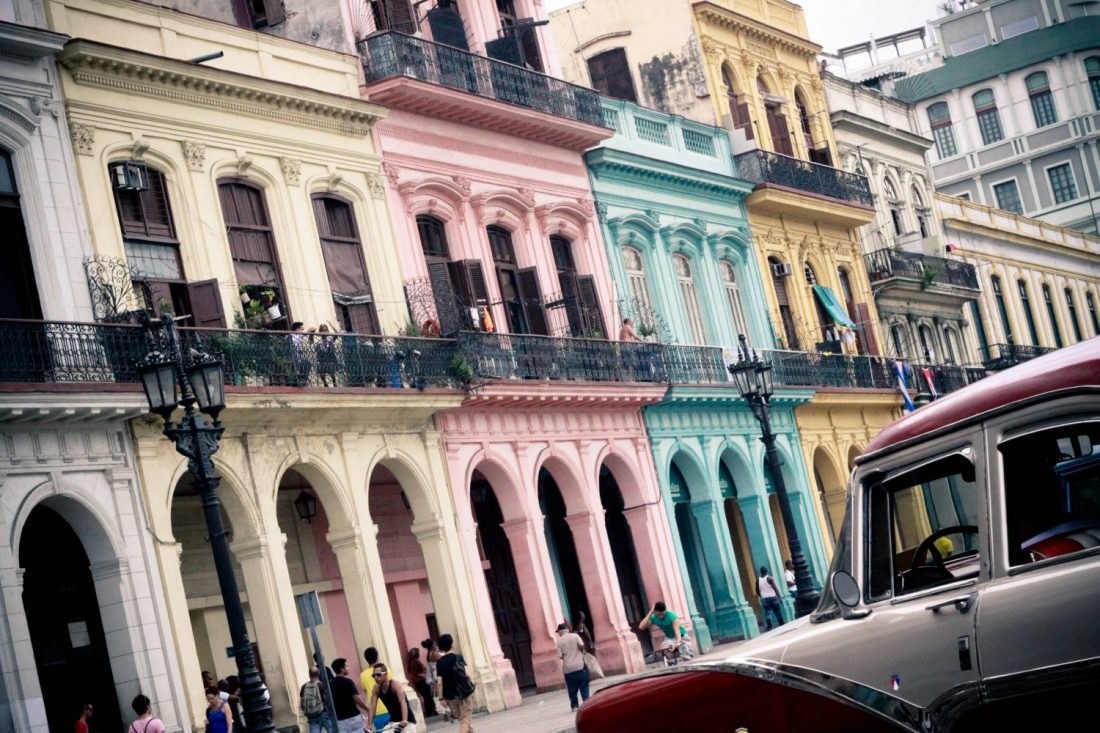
[367,172,386,199]
[235,155,253,176]
[595,202,609,222]
[382,161,401,187]
[69,121,94,155]
[324,173,343,193]
[279,157,301,186]
[131,137,150,160]
[181,140,206,171]
[452,175,472,196]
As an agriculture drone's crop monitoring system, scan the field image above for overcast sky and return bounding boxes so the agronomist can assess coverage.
[542,0,946,55]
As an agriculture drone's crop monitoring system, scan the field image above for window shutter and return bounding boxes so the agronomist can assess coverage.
[378,0,416,33]
[147,280,174,317]
[519,24,543,72]
[577,276,606,338]
[344,302,380,335]
[428,260,461,335]
[464,260,490,305]
[426,5,468,50]
[736,101,753,139]
[516,267,548,335]
[485,36,522,65]
[558,271,584,336]
[187,279,228,329]
[769,112,792,156]
[262,0,286,26]
[855,303,878,355]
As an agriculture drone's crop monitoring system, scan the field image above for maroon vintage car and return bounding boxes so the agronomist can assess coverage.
[577,338,1100,732]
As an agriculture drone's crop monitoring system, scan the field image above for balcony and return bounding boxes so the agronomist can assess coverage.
[459,332,667,383]
[909,363,990,399]
[357,31,609,151]
[982,342,1057,372]
[734,150,874,225]
[865,248,980,300]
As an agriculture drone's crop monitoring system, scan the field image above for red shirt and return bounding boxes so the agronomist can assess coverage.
[75,721,89,733]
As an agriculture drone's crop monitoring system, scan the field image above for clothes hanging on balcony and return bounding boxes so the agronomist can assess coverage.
[811,285,857,329]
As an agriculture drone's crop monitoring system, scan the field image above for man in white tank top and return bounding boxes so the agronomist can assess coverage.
[757,566,785,631]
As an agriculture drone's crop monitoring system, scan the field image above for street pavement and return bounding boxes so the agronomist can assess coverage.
[421,641,746,733]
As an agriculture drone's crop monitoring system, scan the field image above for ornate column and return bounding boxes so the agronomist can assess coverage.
[688,500,756,640]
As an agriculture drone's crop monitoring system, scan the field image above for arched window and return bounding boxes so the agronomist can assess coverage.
[770,256,798,349]
[1026,71,1057,127]
[991,275,1014,342]
[1,148,42,319]
[552,234,605,338]
[943,327,959,364]
[918,324,936,362]
[723,67,753,139]
[803,261,818,286]
[883,178,902,235]
[673,254,707,344]
[972,89,1003,145]
[218,179,288,327]
[1018,278,1040,345]
[312,195,379,334]
[891,324,908,358]
[795,89,813,151]
[1042,284,1063,348]
[927,102,957,158]
[911,185,931,238]
[758,75,793,156]
[416,215,450,260]
[719,260,747,339]
[621,246,652,312]
[1065,287,1083,342]
[1087,57,1100,110]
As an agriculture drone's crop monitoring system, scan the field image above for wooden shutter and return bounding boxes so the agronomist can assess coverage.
[516,267,548,335]
[312,196,380,333]
[768,111,793,156]
[464,260,490,305]
[519,24,543,72]
[115,168,175,241]
[735,101,754,140]
[377,0,416,32]
[187,279,227,329]
[261,0,286,26]
[558,271,584,336]
[428,260,461,335]
[426,5,468,50]
[485,36,522,65]
[577,276,606,338]
[855,303,879,355]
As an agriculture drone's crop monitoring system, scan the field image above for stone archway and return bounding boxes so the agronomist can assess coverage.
[717,452,764,623]
[598,461,650,655]
[814,447,847,542]
[537,465,590,637]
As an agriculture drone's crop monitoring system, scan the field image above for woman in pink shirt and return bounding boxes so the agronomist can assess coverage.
[128,694,166,733]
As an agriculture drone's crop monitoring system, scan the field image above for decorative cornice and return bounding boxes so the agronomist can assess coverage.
[58,40,387,137]
[587,148,751,199]
[181,139,206,171]
[694,4,821,59]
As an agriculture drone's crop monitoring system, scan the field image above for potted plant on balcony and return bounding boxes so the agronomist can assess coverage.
[920,265,938,290]
[261,288,282,321]
[239,284,251,305]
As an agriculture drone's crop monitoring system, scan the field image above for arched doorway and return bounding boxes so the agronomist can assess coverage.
[471,470,535,687]
[599,464,650,655]
[22,505,122,733]
[758,76,792,156]
[669,462,715,634]
[719,461,760,621]
[813,448,846,542]
[538,468,591,632]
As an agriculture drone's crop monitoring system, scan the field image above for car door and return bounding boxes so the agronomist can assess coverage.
[785,442,987,722]
[976,402,1100,715]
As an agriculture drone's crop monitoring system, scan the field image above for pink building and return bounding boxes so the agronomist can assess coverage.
[360,1,692,697]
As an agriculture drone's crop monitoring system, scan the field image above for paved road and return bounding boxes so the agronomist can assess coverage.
[421,641,746,733]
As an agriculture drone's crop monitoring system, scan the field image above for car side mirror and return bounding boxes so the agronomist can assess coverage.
[831,570,861,608]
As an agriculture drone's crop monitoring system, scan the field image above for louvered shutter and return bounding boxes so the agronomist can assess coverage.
[855,303,879,355]
[261,0,286,26]
[769,112,793,156]
[187,279,228,329]
[519,23,543,72]
[463,260,490,305]
[558,271,584,336]
[577,276,606,338]
[736,101,754,140]
[379,0,416,33]
[428,261,461,335]
[427,5,468,50]
[516,267,548,335]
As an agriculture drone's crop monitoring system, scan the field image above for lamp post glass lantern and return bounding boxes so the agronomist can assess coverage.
[729,336,820,617]
[137,313,274,733]
[294,490,317,523]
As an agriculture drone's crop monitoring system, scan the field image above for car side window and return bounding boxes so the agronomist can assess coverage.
[866,453,981,600]
[1000,421,1100,567]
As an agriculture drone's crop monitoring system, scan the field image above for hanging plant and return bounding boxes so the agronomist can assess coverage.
[920,266,938,290]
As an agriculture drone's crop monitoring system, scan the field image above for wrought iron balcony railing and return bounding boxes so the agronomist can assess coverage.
[660,344,898,390]
[0,319,146,383]
[909,363,990,397]
[358,31,604,127]
[865,248,980,291]
[734,149,873,207]
[982,342,1057,371]
[459,332,666,383]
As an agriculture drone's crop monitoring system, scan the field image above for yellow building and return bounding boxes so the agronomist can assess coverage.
[46,0,510,728]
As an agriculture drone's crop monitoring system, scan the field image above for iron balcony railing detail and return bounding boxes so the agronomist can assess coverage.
[865,248,980,290]
[0,319,146,383]
[734,149,874,207]
[909,363,990,397]
[358,31,604,127]
[982,342,1057,371]
[459,332,666,383]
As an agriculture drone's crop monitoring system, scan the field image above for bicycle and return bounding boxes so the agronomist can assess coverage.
[645,642,682,667]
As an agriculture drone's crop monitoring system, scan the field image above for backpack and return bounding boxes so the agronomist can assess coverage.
[302,681,324,718]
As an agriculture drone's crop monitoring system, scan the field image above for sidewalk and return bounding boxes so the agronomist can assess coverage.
[422,641,745,733]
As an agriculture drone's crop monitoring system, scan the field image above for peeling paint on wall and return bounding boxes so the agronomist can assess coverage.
[638,41,704,116]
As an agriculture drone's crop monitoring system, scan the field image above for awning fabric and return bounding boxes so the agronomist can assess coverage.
[812,285,857,329]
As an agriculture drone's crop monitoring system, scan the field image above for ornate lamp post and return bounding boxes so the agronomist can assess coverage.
[136,313,274,733]
[728,335,821,617]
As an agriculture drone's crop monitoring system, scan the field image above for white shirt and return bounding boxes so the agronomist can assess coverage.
[785,569,796,592]
[758,575,778,599]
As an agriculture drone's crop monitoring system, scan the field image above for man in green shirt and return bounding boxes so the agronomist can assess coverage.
[638,601,694,661]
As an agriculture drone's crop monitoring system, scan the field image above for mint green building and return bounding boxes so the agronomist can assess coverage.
[586,98,830,648]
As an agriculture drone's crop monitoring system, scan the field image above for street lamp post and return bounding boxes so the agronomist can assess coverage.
[136,313,273,733]
[728,335,821,617]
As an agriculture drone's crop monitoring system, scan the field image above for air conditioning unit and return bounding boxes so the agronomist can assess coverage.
[771,262,793,278]
[110,160,149,192]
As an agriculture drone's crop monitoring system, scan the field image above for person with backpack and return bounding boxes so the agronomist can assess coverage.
[436,634,476,733]
[300,667,333,733]
[128,695,165,733]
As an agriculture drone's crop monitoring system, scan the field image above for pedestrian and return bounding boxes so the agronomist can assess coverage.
[360,647,391,730]
[128,694,165,733]
[555,622,590,711]
[224,676,243,733]
[290,321,312,386]
[638,601,694,661]
[300,667,332,733]
[367,663,417,732]
[315,323,338,387]
[406,647,437,717]
[73,702,93,733]
[784,559,797,596]
[758,566,785,631]
[421,638,443,720]
[329,658,371,733]
[573,611,594,653]
[436,633,476,733]
[205,687,233,733]
[618,317,639,342]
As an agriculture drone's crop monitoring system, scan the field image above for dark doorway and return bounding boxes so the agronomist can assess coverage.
[599,466,651,655]
[0,149,42,319]
[538,470,591,635]
[471,472,535,687]
[670,463,716,633]
[21,506,122,733]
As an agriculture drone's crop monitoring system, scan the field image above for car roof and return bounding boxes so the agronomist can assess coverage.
[861,338,1100,461]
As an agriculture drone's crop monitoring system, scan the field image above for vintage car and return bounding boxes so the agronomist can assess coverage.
[577,338,1100,732]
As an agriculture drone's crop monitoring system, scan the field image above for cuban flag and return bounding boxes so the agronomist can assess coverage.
[921,367,940,400]
[896,361,915,412]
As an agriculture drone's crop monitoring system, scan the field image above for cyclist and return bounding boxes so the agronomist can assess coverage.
[638,601,694,661]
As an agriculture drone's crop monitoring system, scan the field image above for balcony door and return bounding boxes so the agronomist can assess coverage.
[488,225,547,335]
[759,77,793,157]
[0,149,41,319]
[218,179,290,328]
[552,235,605,338]
[770,257,799,349]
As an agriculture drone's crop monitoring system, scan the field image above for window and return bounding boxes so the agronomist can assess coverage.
[720,260,748,339]
[1066,288,1084,342]
[0,148,42,319]
[232,0,286,29]
[488,225,537,334]
[970,300,991,362]
[1047,163,1078,204]
[622,246,652,312]
[417,215,450,260]
[991,275,1014,342]
[918,324,935,362]
[1087,57,1100,110]
[928,102,957,158]
[891,325,908,358]
[883,178,902,235]
[218,180,288,328]
[1089,292,1100,335]
[1026,72,1057,127]
[993,179,1023,214]
[943,327,959,364]
[1042,284,1063,348]
[587,49,637,103]
[867,453,980,599]
[1001,421,1100,567]
[912,186,931,238]
[552,235,605,337]
[759,76,793,157]
[770,256,799,349]
[795,90,813,152]
[1018,279,1040,345]
[312,195,379,335]
[972,89,1003,145]
[415,216,494,335]
[370,0,416,33]
[723,68,753,140]
[674,254,707,345]
[494,0,543,71]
